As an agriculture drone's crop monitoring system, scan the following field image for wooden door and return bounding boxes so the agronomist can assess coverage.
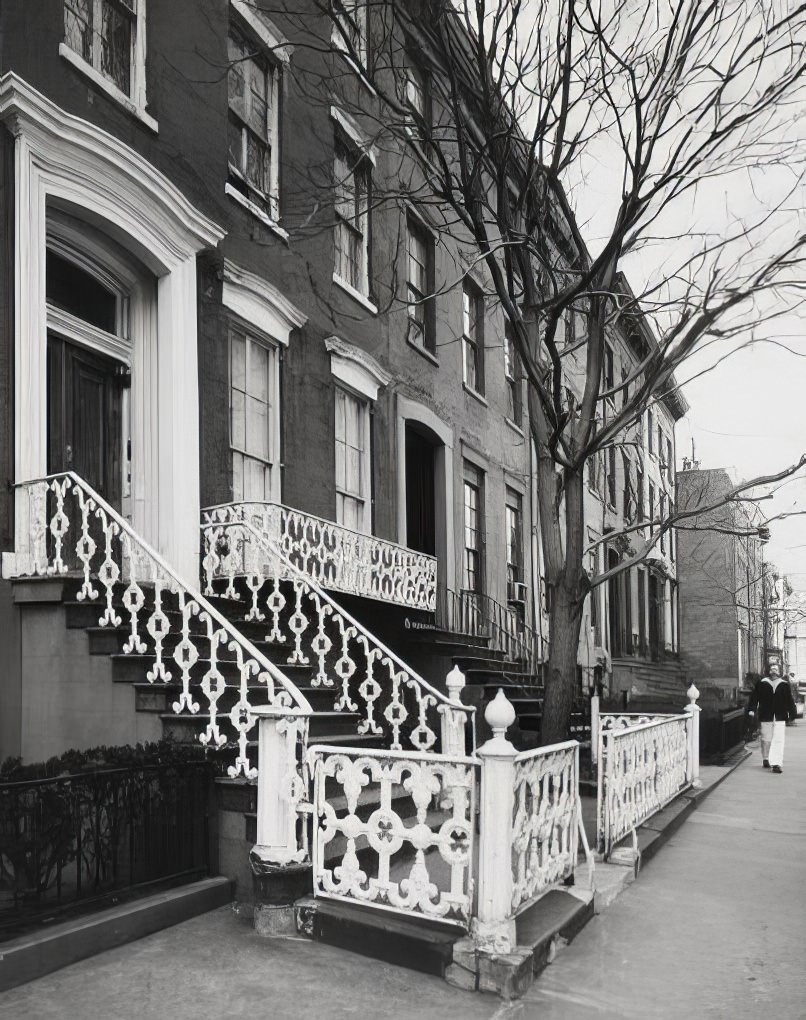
[405,426,436,556]
[47,335,124,509]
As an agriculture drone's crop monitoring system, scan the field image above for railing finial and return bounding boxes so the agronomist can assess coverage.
[484,688,516,741]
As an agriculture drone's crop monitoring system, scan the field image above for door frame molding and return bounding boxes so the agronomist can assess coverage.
[0,73,224,583]
[396,395,455,596]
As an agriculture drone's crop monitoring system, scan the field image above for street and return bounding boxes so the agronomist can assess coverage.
[2,727,805,1020]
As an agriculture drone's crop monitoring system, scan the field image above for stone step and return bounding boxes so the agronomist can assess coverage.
[294,896,464,978]
[160,710,365,743]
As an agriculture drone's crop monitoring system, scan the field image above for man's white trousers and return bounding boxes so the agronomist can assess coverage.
[760,720,786,767]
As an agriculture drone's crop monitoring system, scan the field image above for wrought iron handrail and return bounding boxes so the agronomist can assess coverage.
[202,500,437,611]
[436,586,540,676]
[13,472,311,778]
[201,511,475,752]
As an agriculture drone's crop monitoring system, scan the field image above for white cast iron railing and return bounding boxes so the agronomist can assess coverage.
[511,740,580,915]
[12,473,310,779]
[202,501,437,612]
[597,715,692,857]
[308,745,477,926]
[201,513,474,754]
[600,712,678,731]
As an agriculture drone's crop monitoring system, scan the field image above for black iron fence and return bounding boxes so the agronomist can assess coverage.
[0,762,213,939]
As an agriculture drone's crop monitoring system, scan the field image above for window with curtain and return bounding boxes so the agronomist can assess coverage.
[335,386,370,532]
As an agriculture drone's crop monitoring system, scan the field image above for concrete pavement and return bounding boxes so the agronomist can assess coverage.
[1,727,803,1020]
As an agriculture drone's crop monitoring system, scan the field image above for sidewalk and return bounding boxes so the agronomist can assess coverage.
[1,733,800,1020]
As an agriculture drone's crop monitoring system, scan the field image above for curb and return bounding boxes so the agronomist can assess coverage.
[0,876,233,993]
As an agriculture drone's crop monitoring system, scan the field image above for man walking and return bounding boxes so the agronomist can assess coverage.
[747,664,797,773]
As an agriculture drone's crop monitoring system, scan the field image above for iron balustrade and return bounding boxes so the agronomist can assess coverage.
[511,741,581,915]
[435,587,540,677]
[0,762,212,941]
[12,473,310,780]
[201,513,474,754]
[202,501,438,612]
[308,744,478,926]
[596,715,693,857]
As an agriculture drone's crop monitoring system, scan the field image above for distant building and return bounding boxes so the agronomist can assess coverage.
[676,466,766,699]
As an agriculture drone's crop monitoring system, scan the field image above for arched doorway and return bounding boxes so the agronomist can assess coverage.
[396,396,455,599]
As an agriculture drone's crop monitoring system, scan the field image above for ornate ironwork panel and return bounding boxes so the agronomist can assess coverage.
[309,746,477,926]
[511,741,579,914]
[12,474,309,780]
[598,717,691,856]
[201,514,473,754]
[203,501,437,612]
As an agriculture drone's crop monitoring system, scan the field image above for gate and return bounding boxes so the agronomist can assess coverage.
[308,744,477,927]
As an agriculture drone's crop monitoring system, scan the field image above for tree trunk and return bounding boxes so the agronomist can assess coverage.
[539,465,587,745]
[541,577,585,744]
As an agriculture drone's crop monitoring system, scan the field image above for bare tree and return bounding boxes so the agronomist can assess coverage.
[235,0,806,741]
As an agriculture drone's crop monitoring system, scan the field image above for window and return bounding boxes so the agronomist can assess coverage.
[228,24,280,220]
[505,488,524,601]
[647,409,654,455]
[648,481,656,535]
[332,0,367,63]
[407,216,434,351]
[462,281,484,395]
[230,327,280,503]
[335,386,371,532]
[462,462,484,596]
[669,499,676,562]
[64,0,134,97]
[607,446,617,507]
[657,425,664,466]
[334,136,371,297]
[666,435,674,483]
[660,493,666,553]
[588,543,601,646]
[637,467,645,522]
[504,323,522,426]
[622,451,633,522]
[404,58,430,142]
[601,342,615,424]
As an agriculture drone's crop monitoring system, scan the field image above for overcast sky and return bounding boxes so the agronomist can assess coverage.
[559,6,806,590]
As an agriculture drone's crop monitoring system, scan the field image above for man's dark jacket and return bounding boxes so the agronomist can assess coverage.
[747,677,797,722]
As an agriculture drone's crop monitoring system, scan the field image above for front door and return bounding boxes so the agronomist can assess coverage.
[648,573,660,661]
[47,335,124,509]
[405,425,436,556]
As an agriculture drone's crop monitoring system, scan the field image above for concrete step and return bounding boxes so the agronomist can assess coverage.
[295,896,464,978]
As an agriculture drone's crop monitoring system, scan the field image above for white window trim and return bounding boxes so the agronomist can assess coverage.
[222,259,307,346]
[60,0,153,130]
[329,105,376,164]
[59,43,157,133]
[325,335,390,402]
[334,384,372,534]
[229,326,282,504]
[225,184,288,239]
[332,272,378,315]
[232,0,292,62]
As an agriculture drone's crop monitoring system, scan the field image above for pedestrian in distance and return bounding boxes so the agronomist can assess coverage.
[747,664,797,773]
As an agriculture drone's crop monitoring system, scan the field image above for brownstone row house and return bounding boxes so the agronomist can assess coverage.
[0,1,685,776]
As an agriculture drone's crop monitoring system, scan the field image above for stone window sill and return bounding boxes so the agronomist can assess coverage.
[225,184,289,241]
[60,44,158,134]
[332,274,378,315]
